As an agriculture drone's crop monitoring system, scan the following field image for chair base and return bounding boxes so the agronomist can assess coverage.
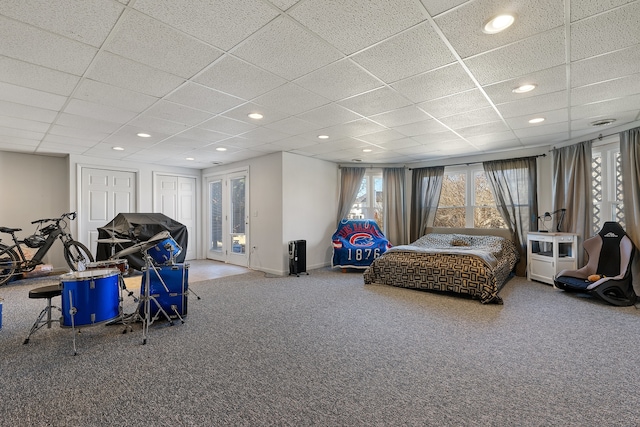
[23,284,62,344]
[555,276,637,307]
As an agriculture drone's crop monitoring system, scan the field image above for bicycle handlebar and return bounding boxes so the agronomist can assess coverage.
[31,212,77,224]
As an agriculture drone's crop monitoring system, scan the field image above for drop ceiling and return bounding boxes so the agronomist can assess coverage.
[0,0,639,169]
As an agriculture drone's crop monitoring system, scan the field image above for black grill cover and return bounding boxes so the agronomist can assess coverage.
[96,213,188,270]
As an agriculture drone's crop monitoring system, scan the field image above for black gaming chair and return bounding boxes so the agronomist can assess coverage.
[554,222,637,306]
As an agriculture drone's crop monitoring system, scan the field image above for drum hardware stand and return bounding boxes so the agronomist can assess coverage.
[68,289,78,356]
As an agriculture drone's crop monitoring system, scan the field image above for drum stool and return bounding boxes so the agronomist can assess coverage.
[23,284,62,344]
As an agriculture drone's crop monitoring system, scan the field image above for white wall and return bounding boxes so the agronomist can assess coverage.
[282,152,339,272]
[0,151,69,267]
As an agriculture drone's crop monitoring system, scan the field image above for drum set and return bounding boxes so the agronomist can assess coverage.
[58,231,197,354]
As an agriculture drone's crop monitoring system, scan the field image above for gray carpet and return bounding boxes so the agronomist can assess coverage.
[1,268,640,426]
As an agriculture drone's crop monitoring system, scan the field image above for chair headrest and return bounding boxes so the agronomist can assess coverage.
[598,221,627,242]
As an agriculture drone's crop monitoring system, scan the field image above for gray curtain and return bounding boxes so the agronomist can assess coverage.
[620,126,640,295]
[383,168,406,245]
[483,157,538,277]
[409,166,444,242]
[336,167,365,224]
[552,140,593,267]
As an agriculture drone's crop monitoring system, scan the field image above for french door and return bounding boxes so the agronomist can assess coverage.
[206,170,248,266]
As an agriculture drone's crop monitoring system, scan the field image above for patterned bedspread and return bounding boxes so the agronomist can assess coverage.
[363,233,519,304]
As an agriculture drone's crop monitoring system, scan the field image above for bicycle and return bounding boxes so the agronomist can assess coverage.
[0,212,94,286]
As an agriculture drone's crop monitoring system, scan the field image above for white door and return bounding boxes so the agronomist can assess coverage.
[206,170,248,266]
[80,167,137,255]
[154,174,197,260]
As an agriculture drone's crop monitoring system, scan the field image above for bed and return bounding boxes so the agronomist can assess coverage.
[363,228,519,304]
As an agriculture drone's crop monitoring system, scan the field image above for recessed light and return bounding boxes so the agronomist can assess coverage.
[512,84,537,94]
[591,119,616,127]
[185,157,195,161]
[362,148,372,153]
[136,133,151,138]
[216,147,227,151]
[248,113,263,120]
[318,135,329,139]
[483,13,515,34]
[112,146,125,151]
[528,117,545,124]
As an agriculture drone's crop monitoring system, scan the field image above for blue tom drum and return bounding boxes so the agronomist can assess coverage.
[148,236,182,265]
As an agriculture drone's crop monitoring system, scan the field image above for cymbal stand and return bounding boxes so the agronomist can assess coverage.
[140,253,174,345]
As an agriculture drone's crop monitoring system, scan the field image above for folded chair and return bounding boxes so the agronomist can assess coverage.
[554,222,637,306]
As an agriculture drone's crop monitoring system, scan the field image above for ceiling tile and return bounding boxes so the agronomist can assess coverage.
[128,115,191,135]
[391,63,477,103]
[56,113,123,134]
[105,9,223,79]
[165,82,244,114]
[505,108,569,129]
[64,99,138,124]
[438,107,503,130]
[370,105,431,127]
[47,124,108,142]
[434,0,564,59]
[198,116,257,136]
[483,65,567,105]
[74,79,158,113]
[409,131,464,145]
[268,0,300,11]
[294,59,383,101]
[0,81,67,111]
[87,52,186,98]
[0,100,58,123]
[353,129,406,145]
[496,91,568,118]
[572,74,640,106]
[296,104,362,127]
[133,0,279,51]
[570,0,636,21]
[0,0,123,47]
[194,55,287,100]
[571,2,640,61]
[177,128,230,144]
[0,126,44,141]
[289,0,427,55]
[0,16,97,75]
[464,27,566,85]
[393,118,452,137]
[144,100,214,126]
[513,121,569,139]
[232,17,343,81]
[42,133,100,148]
[351,22,456,83]
[418,89,493,118]
[252,83,330,116]
[571,44,640,88]
[455,120,510,138]
[338,87,412,117]
[571,94,640,120]
[419,0,469,17]
[0,56,79,96]
[264,117,322,135]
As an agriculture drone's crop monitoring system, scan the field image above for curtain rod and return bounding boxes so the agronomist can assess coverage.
[407,153,546,170]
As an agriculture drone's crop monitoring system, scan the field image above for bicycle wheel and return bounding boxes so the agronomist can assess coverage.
[0,244,19,286]
[64,240,94,271]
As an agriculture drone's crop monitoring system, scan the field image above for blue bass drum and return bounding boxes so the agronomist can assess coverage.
[60,269,121,327]
[140,263,189,319]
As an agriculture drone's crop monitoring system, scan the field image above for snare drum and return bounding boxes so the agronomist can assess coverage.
[86,259,129,276]
[148,236,182,265]
[60,269,121,327]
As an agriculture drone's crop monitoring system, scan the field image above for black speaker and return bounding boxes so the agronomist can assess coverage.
[288,240,307,276]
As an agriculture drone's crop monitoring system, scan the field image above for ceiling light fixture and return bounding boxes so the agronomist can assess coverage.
[483,13,515,34]
[528,117,545,124]
[185,157,195,161]
[248,113,263,120]
[112,146,125,151]
[318,135,329,139]
[216,147,227,151]
[362,148,372,152]
[590,119,616,127]
[512,84,537,94]
[136,132,151,138]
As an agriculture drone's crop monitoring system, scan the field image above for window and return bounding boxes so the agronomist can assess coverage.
[349,170,384,232]
[434,166,506,228]
[592,142,623,234]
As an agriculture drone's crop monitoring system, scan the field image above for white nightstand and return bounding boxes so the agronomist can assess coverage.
[527,232,579,285]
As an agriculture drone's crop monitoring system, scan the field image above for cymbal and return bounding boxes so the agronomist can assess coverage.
[147,230,171,244]
[110,231,171,258]
[97,237,132,244]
